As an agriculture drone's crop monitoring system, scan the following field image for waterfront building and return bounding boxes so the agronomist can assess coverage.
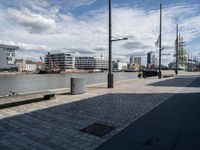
[15,59,26,72]
[127,63,139,70]
[152,55,158,66]
[147,52,159,69]
[75,56,108,70]
[0,44,19,71]
[15,59,37,72]
[26,60,37,72]
[45,53,74,71]
[35,61,45,70]
[130,55,134,64]
[113,60,127,71]
[147,52,152,66]
[134,57,142,66]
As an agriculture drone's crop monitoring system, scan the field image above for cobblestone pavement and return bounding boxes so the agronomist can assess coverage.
[0,73,199,150]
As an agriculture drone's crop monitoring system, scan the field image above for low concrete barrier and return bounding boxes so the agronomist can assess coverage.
[142,70,158,78]
[0,91,56,109]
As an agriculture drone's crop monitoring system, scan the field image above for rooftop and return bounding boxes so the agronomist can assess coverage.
[0,44,19,50]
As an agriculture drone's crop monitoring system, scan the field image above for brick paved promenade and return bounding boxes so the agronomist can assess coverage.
[97,76,200,150]
[0,72,199,150]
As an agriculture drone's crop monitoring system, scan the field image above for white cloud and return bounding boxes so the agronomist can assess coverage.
[6,8,58,33]
[69,0,97,7]
[0,40,47,49]
[0,1,200,66]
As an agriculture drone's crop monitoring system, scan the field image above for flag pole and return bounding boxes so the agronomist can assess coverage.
[175,24,179,74]
[187,50,189,72]
[158,3,162,79]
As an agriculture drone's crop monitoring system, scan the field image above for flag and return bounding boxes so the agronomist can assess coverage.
[155,35,160,47]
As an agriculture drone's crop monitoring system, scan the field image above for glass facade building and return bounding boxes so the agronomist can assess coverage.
[0,44,19,71]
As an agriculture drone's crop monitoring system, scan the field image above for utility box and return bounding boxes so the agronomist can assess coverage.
[71,78,86,95]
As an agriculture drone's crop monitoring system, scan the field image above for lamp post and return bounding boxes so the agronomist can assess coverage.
[108,0,112,88]
[187,50,190,72]
[108,0,128,88]
[158,3,162,79]
[175,24,179,75]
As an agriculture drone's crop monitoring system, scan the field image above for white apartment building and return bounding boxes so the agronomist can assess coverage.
[113,62,127,71]
[45,53,74,71]
[0,44,19,71]
[26,60,37,72]
[134,57,142,66]
[15,59,37,72]
[152,55,158,66]
[15,59,26,72]
[130,55,134,64]
[75,56,108,70]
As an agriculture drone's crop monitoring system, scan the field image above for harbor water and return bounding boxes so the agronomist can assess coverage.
[0,72,138,97]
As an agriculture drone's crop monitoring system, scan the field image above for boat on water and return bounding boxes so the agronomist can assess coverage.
[37,52,61,74]
[88,69,104,73]
[112,69,123,72]
[37,69,61,74]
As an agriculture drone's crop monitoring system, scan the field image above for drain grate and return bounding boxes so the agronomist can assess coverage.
[80,123,115,137]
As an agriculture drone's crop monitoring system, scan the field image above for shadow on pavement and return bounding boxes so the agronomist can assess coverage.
[0,77,199,149]
[149,76,200,88]
[96,92,200,150]
[0,92,172,149]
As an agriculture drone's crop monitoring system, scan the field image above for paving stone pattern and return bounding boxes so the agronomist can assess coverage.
[0,74,199,150]
[96,77,200,150]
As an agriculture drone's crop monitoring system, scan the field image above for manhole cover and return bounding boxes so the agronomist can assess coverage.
[80,123,115,137]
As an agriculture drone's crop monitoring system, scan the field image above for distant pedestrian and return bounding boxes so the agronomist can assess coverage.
[138,70,143,78]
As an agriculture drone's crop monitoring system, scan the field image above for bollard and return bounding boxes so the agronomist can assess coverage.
[71,78,86,95]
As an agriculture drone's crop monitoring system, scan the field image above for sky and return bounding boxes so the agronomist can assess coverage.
[0,0,200,65]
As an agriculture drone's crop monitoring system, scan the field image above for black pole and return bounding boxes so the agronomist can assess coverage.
[191,53,193,72]
[187,50,189,72]
[175,24,178,74]
[108,0,113,88]
[158,3,162,79]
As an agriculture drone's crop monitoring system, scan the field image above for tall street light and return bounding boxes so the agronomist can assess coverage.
[108,0,128,88]
[158,3,162,79]
[175,24,179,75]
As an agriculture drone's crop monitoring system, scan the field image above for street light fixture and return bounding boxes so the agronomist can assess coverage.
[111,37,128,42]
[108,0,128,88]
